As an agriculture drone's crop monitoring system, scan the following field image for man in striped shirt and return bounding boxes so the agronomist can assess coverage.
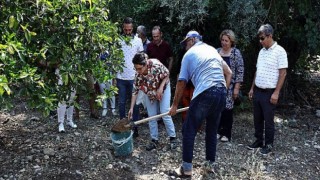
[247,24,288,155]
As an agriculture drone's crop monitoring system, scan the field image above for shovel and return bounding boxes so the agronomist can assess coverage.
[111,107,189,133]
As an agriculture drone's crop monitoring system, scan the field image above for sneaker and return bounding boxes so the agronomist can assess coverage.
[170,137,178,150]
[101,109,108,117]
[58,123,65,133]
[146,139,158,151]
[66,120,77,128]
[247,140,263,150]
[111,108,117,116]
[260,144,273,155]
[220,136,229,142]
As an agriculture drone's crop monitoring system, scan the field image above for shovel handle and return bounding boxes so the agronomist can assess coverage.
[132,107,189,126]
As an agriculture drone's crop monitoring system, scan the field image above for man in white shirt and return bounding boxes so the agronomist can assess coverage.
[116,17,144,130]
[248,24,288,155]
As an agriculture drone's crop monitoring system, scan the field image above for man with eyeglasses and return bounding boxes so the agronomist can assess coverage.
[247,24,288,155]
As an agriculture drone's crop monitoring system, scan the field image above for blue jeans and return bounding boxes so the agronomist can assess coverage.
[182,85,226,172]
[144,83,176,140]
[116,78,139,120]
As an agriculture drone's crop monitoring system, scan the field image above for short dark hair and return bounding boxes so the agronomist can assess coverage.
[258,24,274,36]
[132,52,148,65]
[123,17,133,24]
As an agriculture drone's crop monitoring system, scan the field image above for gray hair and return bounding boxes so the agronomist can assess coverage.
[137,25,147,36]
[258,24,274,36]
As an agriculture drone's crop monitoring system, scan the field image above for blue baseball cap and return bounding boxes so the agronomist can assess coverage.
[180,30,202,44]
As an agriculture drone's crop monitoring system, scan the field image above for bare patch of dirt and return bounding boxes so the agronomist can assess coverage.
[1,84,320,179]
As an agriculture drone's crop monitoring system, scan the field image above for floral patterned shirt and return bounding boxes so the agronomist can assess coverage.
[133,59,169,102]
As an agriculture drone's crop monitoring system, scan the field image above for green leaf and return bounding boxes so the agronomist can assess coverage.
[62,73,69,85]
[0,44,8,49]
[18,72,29,79]
[7,45,14,54]
[3,84,11,95]
[25,30,31,43]
[0,75,11,95]
[38,81,45,88]
[0,87,4,96]
[8,16,16,29]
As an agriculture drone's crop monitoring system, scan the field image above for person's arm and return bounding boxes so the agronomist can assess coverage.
[128,78,139,119]
[233,82,241,99]
[156,75,169,101]
[168,80,187,116]
[270,68,287,104]
[222,60,232,89]
[168,56,173,73]
[248,72,256,100]
[128,93,138,120]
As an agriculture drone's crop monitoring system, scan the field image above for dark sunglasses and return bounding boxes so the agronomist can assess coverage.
[259,35,269,41]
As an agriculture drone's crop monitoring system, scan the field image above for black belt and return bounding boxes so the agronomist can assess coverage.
[255,86,275,93]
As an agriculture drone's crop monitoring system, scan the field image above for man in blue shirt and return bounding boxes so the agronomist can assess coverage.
[169,31,232,177]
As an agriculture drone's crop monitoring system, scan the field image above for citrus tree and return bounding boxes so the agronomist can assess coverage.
[0,0,123,116]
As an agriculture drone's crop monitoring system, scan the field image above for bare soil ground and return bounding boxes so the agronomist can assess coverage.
[1,81,320,180]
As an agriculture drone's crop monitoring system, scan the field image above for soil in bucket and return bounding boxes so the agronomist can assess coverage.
[111,130,133,156]
[111,118,131,133]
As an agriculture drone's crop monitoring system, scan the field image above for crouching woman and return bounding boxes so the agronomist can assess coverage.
[128,52,177,151]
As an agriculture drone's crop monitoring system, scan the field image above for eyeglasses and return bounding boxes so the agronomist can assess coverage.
[259,35,268,41]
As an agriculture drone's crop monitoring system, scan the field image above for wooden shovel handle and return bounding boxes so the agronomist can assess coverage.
[133,107,189,126]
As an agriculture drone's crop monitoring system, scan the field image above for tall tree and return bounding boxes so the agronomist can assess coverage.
[0,0,123,115]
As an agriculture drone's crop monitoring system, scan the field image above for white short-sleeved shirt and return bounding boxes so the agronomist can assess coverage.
[179,42,226,99]
[255,42,288,89]
[117,36,144,80]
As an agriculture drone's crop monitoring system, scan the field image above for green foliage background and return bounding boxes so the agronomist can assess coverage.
[110,0,320,100]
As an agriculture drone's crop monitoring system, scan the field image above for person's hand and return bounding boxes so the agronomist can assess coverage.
[128,108,133,120]
[270,92,279,105]
[168,106,177,116]
[156,88,164,101]
[248,89,254,100]
[233,88,239,100]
